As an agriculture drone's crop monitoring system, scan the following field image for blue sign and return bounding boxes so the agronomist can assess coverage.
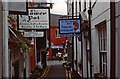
[59,34,81,37]
[51,45,67,48]
[59,19,80,34]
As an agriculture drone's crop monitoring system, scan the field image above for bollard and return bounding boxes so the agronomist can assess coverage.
[66,62,71,79]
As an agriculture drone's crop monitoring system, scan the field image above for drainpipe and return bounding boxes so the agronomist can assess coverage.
[72,0,74,74]
[0,1,3,79]
[110,1,116,78]
[35,37,37,65]
[75,0,78,72]
[3,1,9,77]
[79,0,84,78]
[88,0,92,78]
[26,49,29,77]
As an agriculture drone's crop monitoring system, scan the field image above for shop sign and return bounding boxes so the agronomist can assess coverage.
[23,32,44,37]
[59,34,81,37]
[18,7,50,30]
[59,19,80,34]
[51,45,67,48]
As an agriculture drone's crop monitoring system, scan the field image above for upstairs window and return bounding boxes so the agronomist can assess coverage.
[56,29,60,38]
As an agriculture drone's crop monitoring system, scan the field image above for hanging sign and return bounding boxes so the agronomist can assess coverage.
[59,19,80,34]
[58,34,81,37]
[18,7,50,30]
[23,32,44,37]
[8,2,28,14]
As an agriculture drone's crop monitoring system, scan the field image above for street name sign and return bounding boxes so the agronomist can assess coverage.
[59,19,80,34]
[18,7,50,30]
[23,32,44,37]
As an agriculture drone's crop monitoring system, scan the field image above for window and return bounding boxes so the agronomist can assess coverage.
[98,21,107,77]
[56,29,60,38]
[99,25,107,51]
[100,51,107,77]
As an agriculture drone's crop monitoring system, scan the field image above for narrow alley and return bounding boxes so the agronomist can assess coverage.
[0,0,120,79]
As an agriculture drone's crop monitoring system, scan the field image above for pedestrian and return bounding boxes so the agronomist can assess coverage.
[58,53,62,61]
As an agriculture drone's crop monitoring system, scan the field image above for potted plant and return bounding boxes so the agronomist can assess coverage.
[94,73,104,78]
[30,65,43,78]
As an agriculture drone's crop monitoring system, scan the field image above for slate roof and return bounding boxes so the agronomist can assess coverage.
[50,14,67,27]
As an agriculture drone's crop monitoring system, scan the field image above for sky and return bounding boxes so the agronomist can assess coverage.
[47,0,67,15]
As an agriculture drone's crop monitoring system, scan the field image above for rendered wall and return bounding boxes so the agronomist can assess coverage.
[50,27,66,46]
[91,2,111,77]
[0,1,3,79]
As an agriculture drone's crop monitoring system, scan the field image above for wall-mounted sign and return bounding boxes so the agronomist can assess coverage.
[59,19,80,34]
[23,32,44,37]
[18,7,50,30]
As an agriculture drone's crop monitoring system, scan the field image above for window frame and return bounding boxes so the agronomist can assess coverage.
[97,21,107,77]
[56,29,60,38]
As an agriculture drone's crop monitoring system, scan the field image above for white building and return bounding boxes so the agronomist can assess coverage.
[2,1,30,78]
[80,0,111,78]
[67,0,82,77]
[90,1,110,77]
[7,15,30,78]
[67,0,120,78]
[0,1,3,79]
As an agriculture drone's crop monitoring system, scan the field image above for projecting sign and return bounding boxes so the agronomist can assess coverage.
[59,34,81,37]
[59,19,80,34]
[51,45,67,49]
[18,7,50,30]
[23,32,44,37]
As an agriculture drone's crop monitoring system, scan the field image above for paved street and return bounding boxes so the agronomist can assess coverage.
[46,60,66,78]
[47,60,63,65]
